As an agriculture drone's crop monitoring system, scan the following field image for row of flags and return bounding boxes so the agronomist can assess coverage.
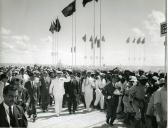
[49,18,61,34]
[126,37,145,44]
[49,0,100,33]
[82,34,105,48]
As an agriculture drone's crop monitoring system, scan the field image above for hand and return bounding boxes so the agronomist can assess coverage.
[107,96,111,99]
[66,94,69,98]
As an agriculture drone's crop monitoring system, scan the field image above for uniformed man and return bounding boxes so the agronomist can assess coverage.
[49,70,70,116]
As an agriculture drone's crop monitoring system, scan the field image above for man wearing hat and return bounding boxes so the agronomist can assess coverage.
[24,72,38,122]
[82,71,95,112]
[122,76,136,125]
[39,71,51,112]
[129,75,147,127]
[49,70,70,116]
[154,76,167,128]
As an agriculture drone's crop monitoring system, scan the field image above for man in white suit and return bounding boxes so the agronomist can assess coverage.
[49,71,70,116]
[94,74,106,110]
[82,72,95,112]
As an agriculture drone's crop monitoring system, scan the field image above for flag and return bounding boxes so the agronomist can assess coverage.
[91,42,93,49]
[94,36,97,44]
[97,39,100,48]
[126,37,130,43]
[71,47,73,53]
[54,18,61,32]
[141,37,145,44]
[82,0,98,7]
[137,37,141,44]
[89,36,93,42]
[62,0,76,17]
[132,38,136,43]
[74,46,76,52]
[49,22,54,34]
[82,34,86,42]
[102,36,105,42]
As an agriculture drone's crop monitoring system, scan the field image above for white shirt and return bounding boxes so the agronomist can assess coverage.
[3,102,14,127]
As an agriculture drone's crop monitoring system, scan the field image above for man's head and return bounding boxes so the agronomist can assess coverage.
[0,73,8,83]
[28,72,35,81]
[3,85,18,106]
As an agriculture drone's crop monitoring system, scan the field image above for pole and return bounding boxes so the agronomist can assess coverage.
[99,0,102,67]
[74,7,77,66]
[72,15,74,66]
[52,33,54,65]
[56,32,59,65]
[165,37,167,73]
[93,0,96,66]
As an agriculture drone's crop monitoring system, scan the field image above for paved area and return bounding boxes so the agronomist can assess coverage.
[27,105,127,128]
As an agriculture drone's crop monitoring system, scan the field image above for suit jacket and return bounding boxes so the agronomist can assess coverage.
[65,79,79,97]
[24,80,38,102]
[0,103,28,127]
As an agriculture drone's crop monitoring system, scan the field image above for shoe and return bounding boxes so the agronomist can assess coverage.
[106,118,109,124]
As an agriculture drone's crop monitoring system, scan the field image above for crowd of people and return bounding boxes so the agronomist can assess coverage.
[0,64,167,128]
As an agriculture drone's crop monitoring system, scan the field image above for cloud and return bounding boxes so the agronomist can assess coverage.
[12,35,30,42]
[143,10,165,44]
[40,36,52,43]
[0,27,11,35]
[132,28,145,37]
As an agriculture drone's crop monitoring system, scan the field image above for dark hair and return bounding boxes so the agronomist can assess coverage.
[3,85,17,95]
[0,74,8,81]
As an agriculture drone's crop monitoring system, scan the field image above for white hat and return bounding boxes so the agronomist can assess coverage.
[129,76,137,82]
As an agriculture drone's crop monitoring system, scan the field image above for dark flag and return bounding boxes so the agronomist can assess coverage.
[102,36,105,42]
[91,42,93,49]
[82,34,86,42]
[71,47,73,53]
[137,37,141,44]
[49,22,55,34]
[126,37,130,43]
[97,39,100,48]
[141,37,145,44]
[62,0,76,17]
[74,46,76,52]
[132,38,136,43]
[94,36,97,44]
[83,0,98,7]
[54,18,61,32]
[89,36,93,42]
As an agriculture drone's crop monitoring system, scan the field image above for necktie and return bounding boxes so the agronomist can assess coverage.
[9,106,15,127]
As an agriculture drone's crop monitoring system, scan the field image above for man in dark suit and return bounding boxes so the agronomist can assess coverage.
[24,72,38,122]
[0,85,28,127]
[65,73,79,114]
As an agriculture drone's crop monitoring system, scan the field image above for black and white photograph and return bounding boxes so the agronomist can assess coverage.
[0,0,167,128]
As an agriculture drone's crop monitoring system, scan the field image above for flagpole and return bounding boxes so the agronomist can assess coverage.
[99,0,102,67]
[72,14,74,66]
[165,37,167,74]
[74,4,77,66]
[51,33,54,65]
[93,0,96,66]
[57,31,59,65]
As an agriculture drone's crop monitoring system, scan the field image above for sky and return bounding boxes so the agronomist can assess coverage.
[0,0,166,67]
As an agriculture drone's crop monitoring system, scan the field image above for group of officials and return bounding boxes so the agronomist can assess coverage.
[0,65,167,128]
